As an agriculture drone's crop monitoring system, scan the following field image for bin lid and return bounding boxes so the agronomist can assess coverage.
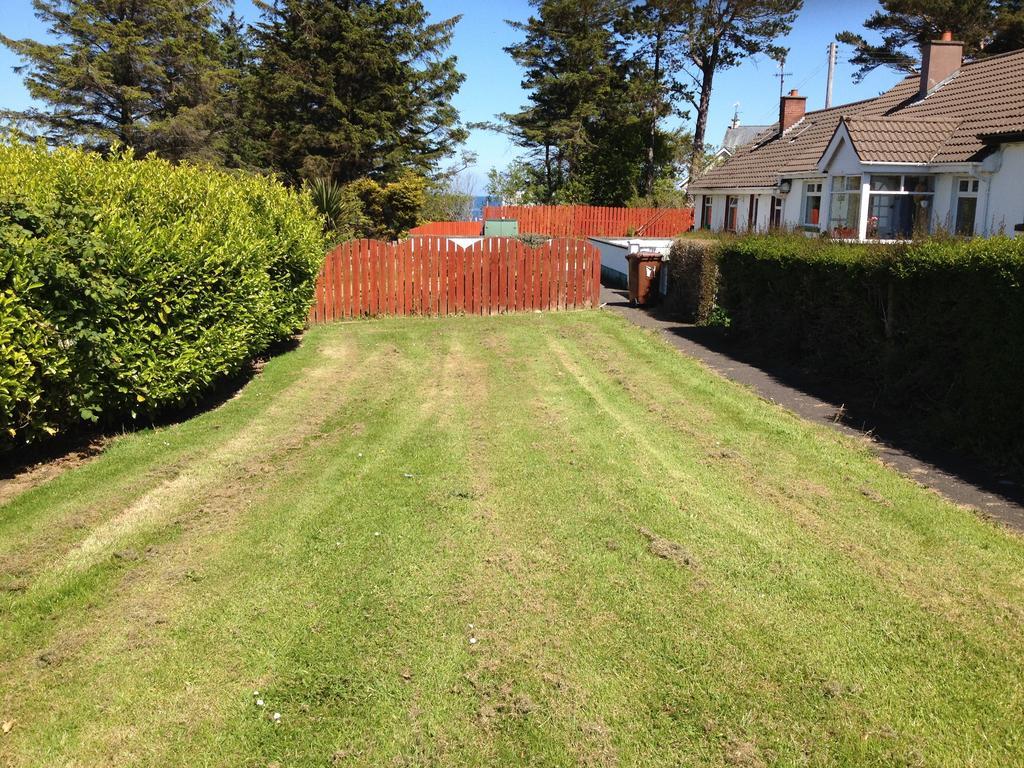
[626,251,663,261]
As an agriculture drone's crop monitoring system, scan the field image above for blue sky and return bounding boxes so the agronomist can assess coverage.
[0,0,904,190]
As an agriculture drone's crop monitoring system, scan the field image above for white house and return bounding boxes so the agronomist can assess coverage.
[689,34,1024,240]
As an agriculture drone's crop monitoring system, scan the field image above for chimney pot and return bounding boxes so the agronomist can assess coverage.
[920,33,963,96]
[779,90,807,133]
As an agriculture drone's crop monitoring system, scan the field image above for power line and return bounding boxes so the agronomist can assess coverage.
[793,60,827,94]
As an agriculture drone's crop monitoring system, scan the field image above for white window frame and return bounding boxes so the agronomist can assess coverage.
[953,177,980,236]
[770,196,784,229]
[725,195,739,232]
[865,174,935,239]
[747,194,759,231]
[802,181,824,229]
[701,195,714,230]
[828,175,863,239]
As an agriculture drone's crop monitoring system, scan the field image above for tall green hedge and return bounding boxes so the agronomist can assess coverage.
[663,239,720,323]
[0,141,325,449]
[717,234,1024,468]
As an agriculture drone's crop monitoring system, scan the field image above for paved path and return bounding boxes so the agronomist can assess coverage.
[602,287,1024,534]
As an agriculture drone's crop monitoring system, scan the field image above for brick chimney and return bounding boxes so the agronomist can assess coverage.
[779,89,807,133]
[920,31,963,95]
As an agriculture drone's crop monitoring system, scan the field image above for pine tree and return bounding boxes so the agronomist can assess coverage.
[213,11,262,170]
[837,1,1024,82]
[495,0,795,202]
[249,0,466,185]
[992,1,1024,54]
[494,0,680,205]
[502,0,624,201]
[1,0,229,161]
[625,1,690,196]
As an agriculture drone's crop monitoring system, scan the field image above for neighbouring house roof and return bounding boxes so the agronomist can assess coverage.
[690,47,1024,191]
[717,124,771,156]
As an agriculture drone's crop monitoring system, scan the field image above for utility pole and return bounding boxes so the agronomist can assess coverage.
[826,42,838,108]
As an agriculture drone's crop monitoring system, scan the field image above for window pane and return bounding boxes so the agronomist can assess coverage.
[904,175,935,193]
[770,196,783,229]
[870,175,901,191]
[829,192,860,236]
[832,175,861,191]
[804,194,821,226]
[955,196,977,236]
[868,195,893,238]
[725,196,738,231]
[869,194,931,238]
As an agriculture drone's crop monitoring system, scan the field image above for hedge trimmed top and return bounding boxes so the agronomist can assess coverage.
[0,140,325,449]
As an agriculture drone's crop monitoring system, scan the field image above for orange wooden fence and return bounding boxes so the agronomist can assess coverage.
[308,236,601,323]
[482,204,694,238]
[408,221,483,236]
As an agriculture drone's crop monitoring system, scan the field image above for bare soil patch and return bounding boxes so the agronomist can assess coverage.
[0,438,110,507]
[638,526,697,568]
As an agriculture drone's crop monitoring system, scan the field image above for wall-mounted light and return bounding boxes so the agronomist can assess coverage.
[777,179,792,195]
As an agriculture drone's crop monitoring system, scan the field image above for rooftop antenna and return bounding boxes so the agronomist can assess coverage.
[774,55,792,100]
[730,102,741,129]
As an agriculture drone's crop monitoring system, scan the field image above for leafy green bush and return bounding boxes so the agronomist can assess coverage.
[306,177,365,245]
[717,233,1024,468]
[0,140,324,449]
[346,173,427,240]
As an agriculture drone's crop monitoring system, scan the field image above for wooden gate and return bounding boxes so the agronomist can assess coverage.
[308,237,601,323]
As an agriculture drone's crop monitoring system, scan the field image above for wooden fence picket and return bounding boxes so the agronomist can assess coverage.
[474,245,484,315]
[420,238,427,314]
[320,245,332,322]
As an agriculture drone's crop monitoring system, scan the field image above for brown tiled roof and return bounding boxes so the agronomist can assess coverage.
[843,117,961,163]
[690,47,1024,190]
[886,48,1024,161]
[688,84,916,189]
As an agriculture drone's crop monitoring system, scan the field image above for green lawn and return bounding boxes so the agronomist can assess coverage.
[2,311,1023,767]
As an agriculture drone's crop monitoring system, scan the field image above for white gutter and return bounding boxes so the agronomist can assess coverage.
[855,161,981,172]
[688,187,780,195]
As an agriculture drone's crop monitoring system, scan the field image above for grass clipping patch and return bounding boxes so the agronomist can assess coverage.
[638,526,697,568]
